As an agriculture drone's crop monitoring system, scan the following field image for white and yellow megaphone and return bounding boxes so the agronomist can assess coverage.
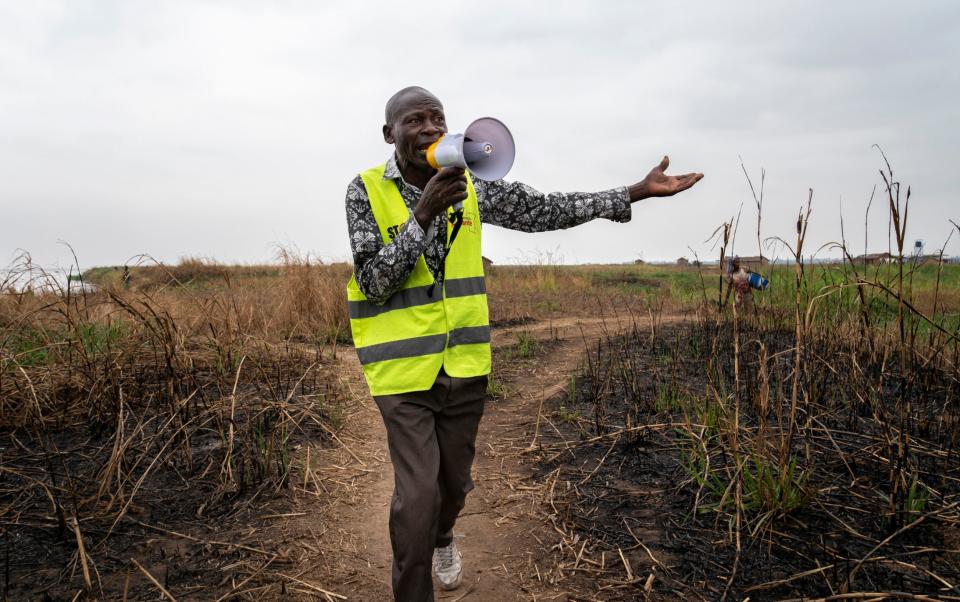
[425,117,515,182]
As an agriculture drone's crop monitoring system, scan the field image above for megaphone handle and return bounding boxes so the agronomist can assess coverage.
[447,208,464,251]
[426,208,465,298]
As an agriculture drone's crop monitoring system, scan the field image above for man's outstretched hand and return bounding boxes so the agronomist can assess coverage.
[628,156,703,202]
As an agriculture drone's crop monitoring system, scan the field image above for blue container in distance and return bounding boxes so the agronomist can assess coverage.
[747,272,769,290]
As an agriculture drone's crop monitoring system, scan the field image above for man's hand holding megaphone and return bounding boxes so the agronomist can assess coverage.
[413,166,468,232]
[412,117,517,236]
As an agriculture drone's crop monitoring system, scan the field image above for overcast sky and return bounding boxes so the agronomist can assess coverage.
[2,1,958,272]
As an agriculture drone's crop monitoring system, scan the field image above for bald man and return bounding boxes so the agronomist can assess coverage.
[345,86,702,601]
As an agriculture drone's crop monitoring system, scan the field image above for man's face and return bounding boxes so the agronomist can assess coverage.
[383,93,448,171]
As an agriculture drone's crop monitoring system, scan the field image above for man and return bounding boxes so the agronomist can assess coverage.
[345,86,702,601]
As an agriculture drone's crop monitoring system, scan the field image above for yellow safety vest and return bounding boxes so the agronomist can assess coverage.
[346,164,491,396]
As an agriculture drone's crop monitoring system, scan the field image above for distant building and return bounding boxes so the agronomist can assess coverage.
[854,252,894,265]
[676,257,690,267]
[920,253,947,266]
[738,255,770,268]
[634,258,646,265]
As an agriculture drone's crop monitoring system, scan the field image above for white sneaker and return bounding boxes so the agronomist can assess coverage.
[432,540,463,590]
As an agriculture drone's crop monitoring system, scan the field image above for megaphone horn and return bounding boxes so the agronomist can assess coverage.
[426,117,515,182]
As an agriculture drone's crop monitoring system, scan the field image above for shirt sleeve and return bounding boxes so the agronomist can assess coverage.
[474,178,632,232]
[346,175,428,305]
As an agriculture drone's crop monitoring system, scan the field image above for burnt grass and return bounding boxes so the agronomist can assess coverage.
[534,319,960,600]
[1,345,343,601]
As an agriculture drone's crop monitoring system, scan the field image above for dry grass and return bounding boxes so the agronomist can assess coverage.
[0,249,348,599]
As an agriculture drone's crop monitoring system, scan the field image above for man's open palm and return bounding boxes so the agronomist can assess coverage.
[642,156,703,197]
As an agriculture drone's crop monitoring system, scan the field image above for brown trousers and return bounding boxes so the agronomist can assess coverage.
[373,370,487,602]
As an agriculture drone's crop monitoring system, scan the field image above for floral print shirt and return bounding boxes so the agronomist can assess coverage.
[345,154,632,304]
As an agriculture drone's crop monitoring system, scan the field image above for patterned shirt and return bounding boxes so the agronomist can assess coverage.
[346,154,632,304]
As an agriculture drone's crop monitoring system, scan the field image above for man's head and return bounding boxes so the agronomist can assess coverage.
[383,86,447,172]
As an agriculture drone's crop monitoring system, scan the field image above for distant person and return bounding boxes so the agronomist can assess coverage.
[725,256,768,307]
[726,256,753,305]
[344,85,703,601]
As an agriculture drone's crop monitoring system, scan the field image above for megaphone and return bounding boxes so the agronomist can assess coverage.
[425,117,515,182]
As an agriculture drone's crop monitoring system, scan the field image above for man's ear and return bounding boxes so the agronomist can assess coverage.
[383,124,395,144]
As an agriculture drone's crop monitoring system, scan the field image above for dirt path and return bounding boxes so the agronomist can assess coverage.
[296,314,642,601]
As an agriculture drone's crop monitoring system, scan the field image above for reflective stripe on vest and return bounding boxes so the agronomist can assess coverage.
[346,164,491,396]
[348,276,486,320]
